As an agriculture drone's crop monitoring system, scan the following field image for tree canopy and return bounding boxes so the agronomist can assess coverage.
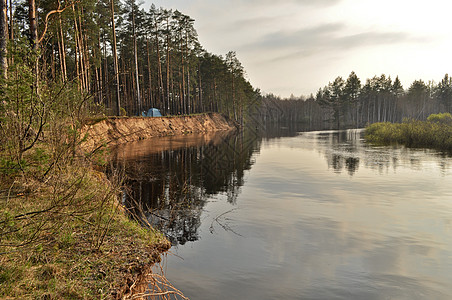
[0,0,260,121]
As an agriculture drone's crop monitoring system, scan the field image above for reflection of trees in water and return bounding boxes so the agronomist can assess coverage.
[319,129,452,176]
[111,131,261,245]
[321,130,362,176]
[111,127,452,245]
[201,131,260,203]
[254,122,332,140]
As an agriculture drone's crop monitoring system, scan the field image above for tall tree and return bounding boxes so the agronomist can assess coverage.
[225,51,244,121]
[344,71,361,126]
[435,74,452,112]
[110,0,121,115]
[28,0,37,49]
[162,8,171,114]
[318,76,345,128]
[131,0,141,114]
[407,80,430,119]
[0,0,7,80]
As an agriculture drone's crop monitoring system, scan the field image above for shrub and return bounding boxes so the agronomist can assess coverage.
[427,112,452,124]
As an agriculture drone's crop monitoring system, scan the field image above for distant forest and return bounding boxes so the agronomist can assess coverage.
[1,0,452,129]
[257,72,452,129]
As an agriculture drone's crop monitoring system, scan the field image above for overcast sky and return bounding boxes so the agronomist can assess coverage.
[144,0,452,98]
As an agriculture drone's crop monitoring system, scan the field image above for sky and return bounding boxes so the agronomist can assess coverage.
[144,0,452,98]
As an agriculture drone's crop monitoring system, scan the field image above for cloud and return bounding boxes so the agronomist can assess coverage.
[235,0,343,7]
[295,0,342,6]
[241,23,426,63]
[337,31,420,49]
[229,15,287,29]
[250,23,345,49]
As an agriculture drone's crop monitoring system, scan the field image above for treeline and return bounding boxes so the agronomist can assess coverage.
[0,0,259,119]
[257,72,452,129]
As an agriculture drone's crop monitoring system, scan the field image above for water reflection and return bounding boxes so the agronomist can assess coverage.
[111,129,452,246]
[111,131,261,245]
[112,128,452,299]
[299,129,452,176]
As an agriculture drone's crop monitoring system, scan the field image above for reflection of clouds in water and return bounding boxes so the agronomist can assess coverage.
[220,212,449,298]
[236,139,452,297]
[238,199,450,298]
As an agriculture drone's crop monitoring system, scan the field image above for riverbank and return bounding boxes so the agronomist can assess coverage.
[81,112,238,153]
[364,113,452,151]
[1,113,236,298]
[0,162,171,298]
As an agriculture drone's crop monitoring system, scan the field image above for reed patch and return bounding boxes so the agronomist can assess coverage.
[364,113,452,151]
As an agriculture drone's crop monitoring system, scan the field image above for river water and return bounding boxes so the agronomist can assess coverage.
[112,128,452,299]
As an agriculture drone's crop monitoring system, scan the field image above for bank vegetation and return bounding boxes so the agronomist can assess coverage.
[364,113,452,151]
[0,59,175,298]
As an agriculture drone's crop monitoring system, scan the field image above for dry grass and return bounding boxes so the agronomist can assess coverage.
[122,264,188,300]
[0,161,171,299]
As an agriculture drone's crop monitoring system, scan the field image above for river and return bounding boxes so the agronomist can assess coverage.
[112,128,452,299]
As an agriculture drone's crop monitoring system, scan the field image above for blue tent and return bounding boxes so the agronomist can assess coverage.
[141,108,162,117]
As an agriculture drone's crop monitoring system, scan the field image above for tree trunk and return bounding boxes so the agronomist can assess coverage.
[28,0,39,96]
[0,0,7,80]
[81,20,91,91]
[146,37,153,108]
[50,42,56,80]
[96,34,103,104]
[7,0,12,67]
[181,34,186,114]
[165,14,170,114]
[28,0,38,50]
[75,10,86,90]
[72,5,81,90]
[8,0,12,40]
[57,18,64,80]
[103,34,111,108]
[187,67,190,114]
[198,65,202,112]
[58,15,67,81]
[132,1,141,115]
[110,0,121,115]
[154,22,164,112]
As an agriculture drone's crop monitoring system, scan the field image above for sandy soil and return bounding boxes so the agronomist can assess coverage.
[81,113,238,153]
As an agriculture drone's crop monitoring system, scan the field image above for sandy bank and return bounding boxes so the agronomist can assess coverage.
[82,113,238,152]
[80,113,236,298]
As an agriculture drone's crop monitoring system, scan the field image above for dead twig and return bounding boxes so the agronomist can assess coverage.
[209,208,242,237]
[6,180,16,205]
